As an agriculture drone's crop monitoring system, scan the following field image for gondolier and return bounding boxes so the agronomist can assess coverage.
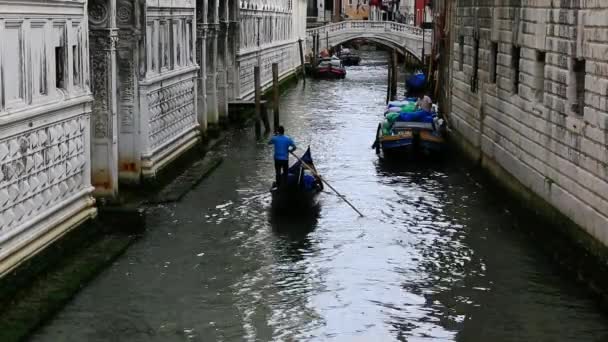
[268,126,296,188]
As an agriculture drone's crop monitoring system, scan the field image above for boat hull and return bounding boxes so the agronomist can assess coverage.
[376,125,444,158]
[340,56,361,66]
[313,66,346,79]
[270,187,321,211]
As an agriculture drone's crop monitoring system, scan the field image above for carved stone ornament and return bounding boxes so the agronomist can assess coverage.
[89,1,109,26]
[117,0,133,25]
[110,33,119,49]
[0,116,87,233]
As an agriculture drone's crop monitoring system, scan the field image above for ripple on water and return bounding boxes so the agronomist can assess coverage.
[30,50,608,342]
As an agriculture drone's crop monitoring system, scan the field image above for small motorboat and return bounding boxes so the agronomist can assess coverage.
[338,48,361,66]
[406,72,427,92]
[373,100,445,157]
[312,56,346,79]
[271,147,324,210]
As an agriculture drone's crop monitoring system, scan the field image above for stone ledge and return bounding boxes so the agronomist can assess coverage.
[0,219,136,342]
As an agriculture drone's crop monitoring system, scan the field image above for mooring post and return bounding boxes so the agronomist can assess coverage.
[391,49,398,101]
[386,57,391,105]
[272,63,280,132]
[312,34,316,66]
[254,66,262,138]
[316,32,320,60]
[298,38,306,81]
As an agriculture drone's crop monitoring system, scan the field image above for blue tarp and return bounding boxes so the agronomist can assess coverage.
[406,73,426,90]
[288,147,313,174]
[397,110,434,123]
[286,147,318,191]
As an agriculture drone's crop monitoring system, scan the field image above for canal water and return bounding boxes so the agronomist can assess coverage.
[33,51,608,341]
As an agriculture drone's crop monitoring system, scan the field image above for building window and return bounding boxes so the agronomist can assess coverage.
[73,45,80,87]
[535,51,545,102]
[511,45,520,94]
[459,35,464,71]
[470,34,479,93]
[55,46,65,89]
[490,42,498,84]
[573,59,586,116]
[160,21,167,69]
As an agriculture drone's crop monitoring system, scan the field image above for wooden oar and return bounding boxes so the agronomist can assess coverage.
[290,151,365,217]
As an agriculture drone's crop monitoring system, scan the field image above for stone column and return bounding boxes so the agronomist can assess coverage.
[196,0,208,132]
[196,25,208,132]
[206,0,219,126]
[89,0,119,197]
[216,22,228,121]
[226,21,237,101]
[222,19,230,114]
[206,27,219,125]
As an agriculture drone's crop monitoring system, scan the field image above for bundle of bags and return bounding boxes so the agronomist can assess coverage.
[286,170,317,191]
[381,99,436,135]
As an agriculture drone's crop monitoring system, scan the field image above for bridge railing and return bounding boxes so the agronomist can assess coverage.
[306,20,428,40]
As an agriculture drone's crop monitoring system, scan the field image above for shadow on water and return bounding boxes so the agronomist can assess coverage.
[268,204,320,240]
[375,155,447,177]
[31,49,608,342]
[268,201,321,263]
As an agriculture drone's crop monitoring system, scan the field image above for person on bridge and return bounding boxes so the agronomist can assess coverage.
[268,126,296,188]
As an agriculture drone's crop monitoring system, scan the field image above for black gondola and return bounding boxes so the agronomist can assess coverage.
[270,147,323,210]
[338,49,361,66]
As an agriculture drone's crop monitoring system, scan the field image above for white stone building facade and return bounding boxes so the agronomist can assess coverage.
[0,0,96,276]
[0,0,306,277]
[237,0,307,100]
[448,2,608,248]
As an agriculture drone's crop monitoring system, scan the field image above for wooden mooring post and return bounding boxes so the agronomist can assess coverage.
[272,63,280,132]
[386,59,391,104]
[391,50,398,101]
[254,66,270,137]
[254,66,261,138]
[298,38,306,81]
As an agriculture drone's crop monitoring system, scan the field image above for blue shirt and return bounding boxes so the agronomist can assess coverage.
[268,134,296,161]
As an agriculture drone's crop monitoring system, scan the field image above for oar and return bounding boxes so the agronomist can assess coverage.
[290,151,365,217]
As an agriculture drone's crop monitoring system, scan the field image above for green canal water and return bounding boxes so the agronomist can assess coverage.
[32,51,608,341]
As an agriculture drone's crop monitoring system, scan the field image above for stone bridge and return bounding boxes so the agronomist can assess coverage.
[306,21,432,61]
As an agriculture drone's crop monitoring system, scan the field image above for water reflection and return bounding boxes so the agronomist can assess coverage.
[31,50,608,342]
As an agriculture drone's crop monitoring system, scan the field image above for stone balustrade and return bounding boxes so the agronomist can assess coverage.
[306,20,432,60]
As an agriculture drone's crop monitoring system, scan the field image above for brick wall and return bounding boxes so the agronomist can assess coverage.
[449,1,608,245]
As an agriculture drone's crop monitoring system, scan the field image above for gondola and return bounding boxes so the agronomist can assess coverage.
[270,147,323,210]
[338,48,361,66]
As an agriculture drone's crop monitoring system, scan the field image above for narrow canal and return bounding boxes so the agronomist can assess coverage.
[34,51,608,341]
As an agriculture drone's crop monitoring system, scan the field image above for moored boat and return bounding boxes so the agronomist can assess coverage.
[338,48,361,66]
[312,56,346,79]
[373,99,445,157]
[271,147,323,210]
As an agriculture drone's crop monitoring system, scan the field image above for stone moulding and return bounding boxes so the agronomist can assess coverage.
[138,68,200,179]
[0,103,96,277]
[146,0,195,9]
[0,1,86,17]
[237,40,300,100]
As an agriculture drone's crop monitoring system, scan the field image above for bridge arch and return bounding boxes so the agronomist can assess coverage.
[306,21,432,61]
[329,36,423,62]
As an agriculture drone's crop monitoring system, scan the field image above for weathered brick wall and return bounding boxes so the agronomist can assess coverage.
[450,1,608,245]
